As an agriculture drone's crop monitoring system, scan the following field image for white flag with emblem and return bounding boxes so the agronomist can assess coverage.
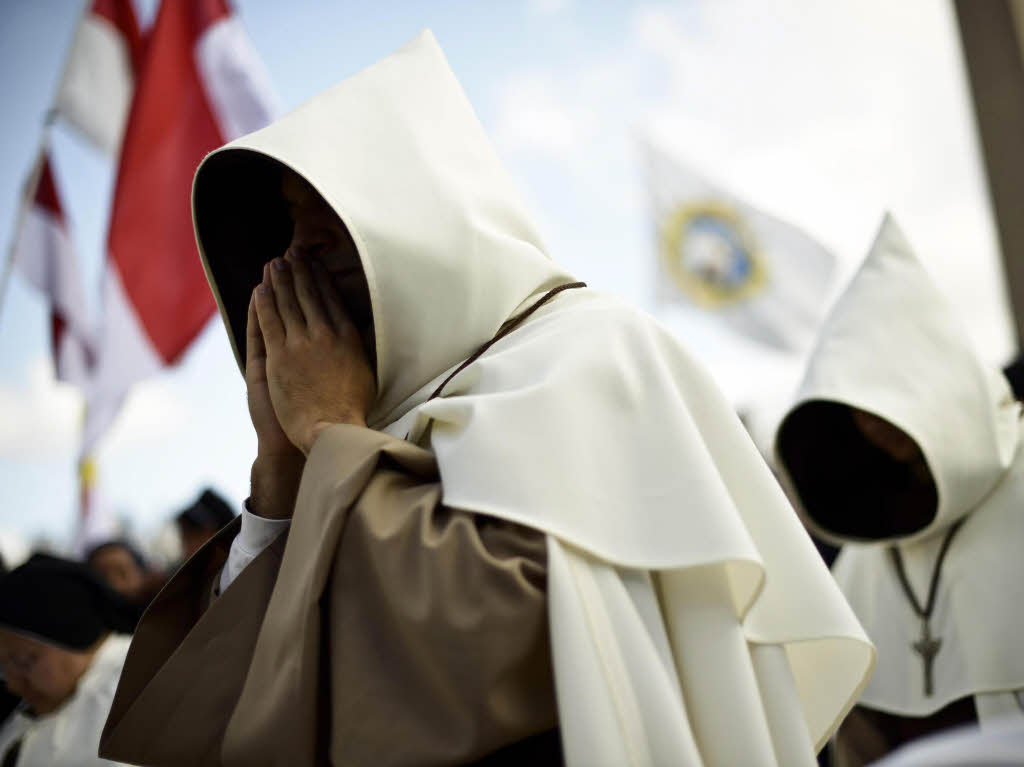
[641,136,836,351]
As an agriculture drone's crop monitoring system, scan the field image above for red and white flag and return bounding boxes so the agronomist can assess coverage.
[54,0,144,155]
[10,147,94,387]
[84,0,278,450]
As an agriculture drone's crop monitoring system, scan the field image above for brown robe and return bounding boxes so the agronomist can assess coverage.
[99,425,560,766]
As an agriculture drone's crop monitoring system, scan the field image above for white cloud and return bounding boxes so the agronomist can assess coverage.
[493,73,584,155]
[0,356,83,459]
[0,352,196,462]
[100,376,193,448]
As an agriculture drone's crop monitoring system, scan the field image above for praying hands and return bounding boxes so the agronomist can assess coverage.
[253,249,376,455]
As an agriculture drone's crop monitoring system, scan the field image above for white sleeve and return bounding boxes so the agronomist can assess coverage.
[218,503,291,594]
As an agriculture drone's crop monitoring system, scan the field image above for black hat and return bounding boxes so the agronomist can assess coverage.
[0,554,138,649]
[175,488,236,532]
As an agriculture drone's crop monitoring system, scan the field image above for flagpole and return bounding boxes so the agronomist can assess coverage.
[0,115,56,324]
[76,398,97,556]
[0,237,17,324]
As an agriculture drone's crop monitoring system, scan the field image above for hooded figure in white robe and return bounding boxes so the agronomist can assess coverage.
[776,215,1024,765]
[101,31,872,767]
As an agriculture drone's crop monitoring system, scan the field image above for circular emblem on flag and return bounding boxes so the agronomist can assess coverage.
[659,202,767,307]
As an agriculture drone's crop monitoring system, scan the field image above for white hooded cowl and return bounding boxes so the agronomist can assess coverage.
[193,31,873,765]
[777,214,1024,721]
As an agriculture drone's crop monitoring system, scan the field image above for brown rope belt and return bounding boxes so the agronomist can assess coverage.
[425,281,587,403]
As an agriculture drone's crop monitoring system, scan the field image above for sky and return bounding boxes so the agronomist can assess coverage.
[0,0,1015,554]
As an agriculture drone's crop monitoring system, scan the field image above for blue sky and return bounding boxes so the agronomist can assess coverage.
[0,0,1013,552]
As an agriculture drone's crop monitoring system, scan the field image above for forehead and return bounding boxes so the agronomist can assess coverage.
[280,168,324,208]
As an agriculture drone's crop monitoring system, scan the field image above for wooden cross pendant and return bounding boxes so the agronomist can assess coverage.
[911,619,942,697]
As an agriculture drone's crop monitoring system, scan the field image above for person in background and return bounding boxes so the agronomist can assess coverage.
[174,488,237,560]
[85,540,166,622]
[0,555,136,766]
[776,215,1024,766]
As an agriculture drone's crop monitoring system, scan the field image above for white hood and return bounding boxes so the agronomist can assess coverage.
[192,31,873,764]
[777,214,1024,717]
[192,31,572,428]
[777,214,1019,546]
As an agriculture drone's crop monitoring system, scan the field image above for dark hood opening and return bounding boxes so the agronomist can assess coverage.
[777,400,938,541]
[194,150,294,370]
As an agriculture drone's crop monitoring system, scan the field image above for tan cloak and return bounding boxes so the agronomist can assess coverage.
[100,426,558,766]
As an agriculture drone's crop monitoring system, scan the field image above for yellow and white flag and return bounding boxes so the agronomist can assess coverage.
[642,136,836,351]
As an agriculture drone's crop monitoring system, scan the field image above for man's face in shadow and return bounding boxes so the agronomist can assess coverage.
[850,408,923,464]
[778,402,939,539]
[279,169,376,366]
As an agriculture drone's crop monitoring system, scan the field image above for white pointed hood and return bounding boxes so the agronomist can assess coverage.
[777,214,1024,718]
[191,32,873,764]
[192,30,572,428]
[777,214,1019,546]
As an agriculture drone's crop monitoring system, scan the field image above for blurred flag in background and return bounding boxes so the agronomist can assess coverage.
[641,136,836,352]
[5,0,278,542]
[9,148,94,387]
[54,0,144,156]
[84,0,279,451]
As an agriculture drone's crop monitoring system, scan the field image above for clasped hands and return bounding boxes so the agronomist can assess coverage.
[244,250,376,518]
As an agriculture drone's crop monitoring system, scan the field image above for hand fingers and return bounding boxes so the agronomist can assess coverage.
[286,250,330,331]
[311,259,353,333]
[255,263,285,347]
[269,256,305,332]
[246,289,266,368]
